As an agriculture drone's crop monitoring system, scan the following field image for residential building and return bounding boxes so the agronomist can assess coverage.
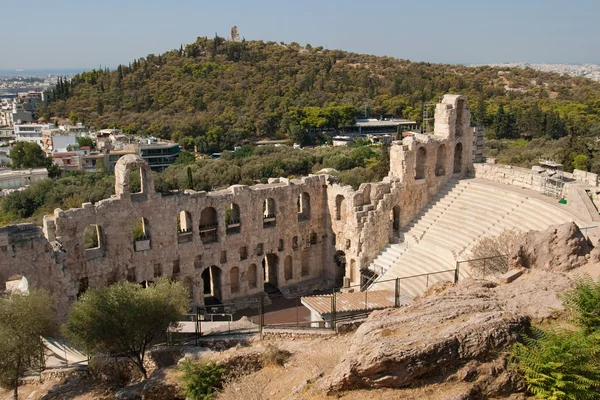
[0,168,48,190]
[14,123,55,146]
[140,143,180,172]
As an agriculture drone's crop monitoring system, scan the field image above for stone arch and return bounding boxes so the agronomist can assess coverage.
[435,144,447,177]
[199,207,218,244]
[455,98,466,137]
[226,203,241,234]
[230,267,240,294]
[248,264,258,289]
[334,250,346,287]
[298,192,310,221]
[284,255,293,281]
[391,205,401,236]
[454,142,463,174]
[263,198,277,227]
[262,253,279,288]
[335,195,345,221]
[201,265,222,304]
[114,154,155,197]
[415,147,427,180]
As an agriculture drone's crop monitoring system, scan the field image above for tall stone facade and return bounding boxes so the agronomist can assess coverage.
[0,95,474,319]
[330,95,474,284]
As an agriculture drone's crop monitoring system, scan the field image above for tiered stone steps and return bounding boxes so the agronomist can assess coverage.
[367,179,583,300]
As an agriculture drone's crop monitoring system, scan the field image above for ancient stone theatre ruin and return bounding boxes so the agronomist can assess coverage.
[1,94,591,319]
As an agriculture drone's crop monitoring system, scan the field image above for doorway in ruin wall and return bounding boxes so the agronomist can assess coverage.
[334,251,346,288]
[454,142,463,174]
[391,205,401,238]
[201,265,222,305]
[262,253,279,293]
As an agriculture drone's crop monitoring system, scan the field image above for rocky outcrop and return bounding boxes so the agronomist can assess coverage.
[320,281,530,392]
[509,222,591,272]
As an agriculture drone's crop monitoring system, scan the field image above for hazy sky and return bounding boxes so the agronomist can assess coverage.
[1,0,599,69]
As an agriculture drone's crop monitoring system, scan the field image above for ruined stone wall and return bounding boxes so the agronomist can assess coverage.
[472,163,543,191]
[329,95,475,285]
[0,94,478,316]
[1,156,335,319]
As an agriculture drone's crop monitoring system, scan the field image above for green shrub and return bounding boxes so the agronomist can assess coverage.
[180,360,226,400]
[511,327,600,399]
[561,275,600,333]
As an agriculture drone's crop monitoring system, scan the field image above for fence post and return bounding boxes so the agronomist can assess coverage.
[454,261,460,283]
[426,273,429,288]
[331,288,337,331]
[259,293,264,339]
[394,278,400,307]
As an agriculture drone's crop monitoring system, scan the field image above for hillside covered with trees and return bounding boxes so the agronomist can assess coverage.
[39,36,600,171]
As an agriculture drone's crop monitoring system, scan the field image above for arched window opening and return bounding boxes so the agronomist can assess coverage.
[335,195,345,221]
[226,203,241,234]
[455,99,465,137]
[177,211,193,244]
[435,144,447,177]
[127,168,143,194]
[334,251,347,287]
[262,253,279,289]
[83,224,102,250]
[301,250,310,277]
[199,207,218,244]
[392,205,401,237]
[454,142,463,174]
[201,266,222,304]
[133,218,150,251]
[298,192,310,221]
[284,255,293,281]
[248,264,258,289]
[415,147,427,180]
[230,267,240,294]
[263,198,276,228]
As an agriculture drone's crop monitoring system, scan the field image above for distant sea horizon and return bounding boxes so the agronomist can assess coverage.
[0,68,91,77]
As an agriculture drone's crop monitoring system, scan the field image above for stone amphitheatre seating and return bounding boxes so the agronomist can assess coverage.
[369,178,585,300]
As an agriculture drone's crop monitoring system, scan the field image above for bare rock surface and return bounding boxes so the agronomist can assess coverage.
[320,280,530,392]
[509,222,591,272]
[321,222,589,394]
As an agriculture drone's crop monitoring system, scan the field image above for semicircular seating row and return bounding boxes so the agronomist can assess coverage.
[368,179,584,302]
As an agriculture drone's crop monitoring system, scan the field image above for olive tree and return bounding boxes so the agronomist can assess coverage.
[62,278,188,379]
[0,290,57,400]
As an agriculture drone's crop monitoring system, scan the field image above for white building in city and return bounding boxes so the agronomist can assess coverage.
[14,123,55,147]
